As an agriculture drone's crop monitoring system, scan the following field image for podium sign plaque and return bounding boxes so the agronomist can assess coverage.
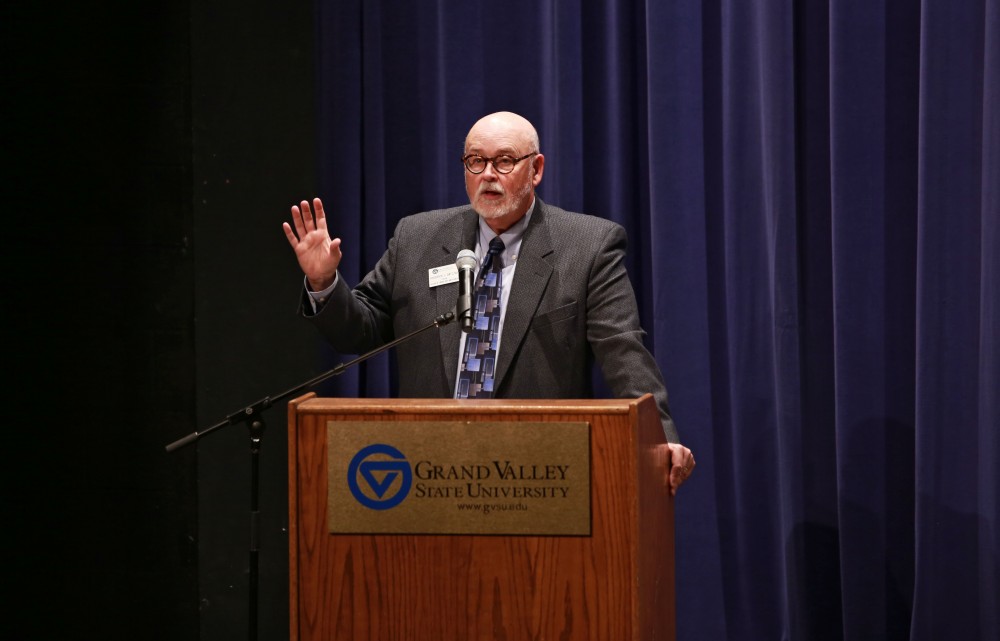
[327,420,591,535]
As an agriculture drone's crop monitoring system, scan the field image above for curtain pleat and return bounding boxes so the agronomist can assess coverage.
[315,1,999,638]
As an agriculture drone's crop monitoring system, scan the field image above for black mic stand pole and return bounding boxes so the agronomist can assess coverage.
[164,310,455,641]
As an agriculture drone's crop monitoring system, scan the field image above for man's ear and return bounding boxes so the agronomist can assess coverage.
[532,153,545,186]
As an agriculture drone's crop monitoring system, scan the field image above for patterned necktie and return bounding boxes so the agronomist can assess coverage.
[456,237,505,399]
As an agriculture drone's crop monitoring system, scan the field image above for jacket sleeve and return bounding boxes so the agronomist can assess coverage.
[585,223,680,443]
[301,219,403,355]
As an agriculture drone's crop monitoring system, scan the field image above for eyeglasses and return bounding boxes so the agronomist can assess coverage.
[461,152,537,174]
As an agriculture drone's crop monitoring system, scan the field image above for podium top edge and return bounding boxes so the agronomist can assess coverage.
[290,395,653,414]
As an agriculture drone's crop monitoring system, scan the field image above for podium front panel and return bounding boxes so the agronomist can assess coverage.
[288,396,675,641]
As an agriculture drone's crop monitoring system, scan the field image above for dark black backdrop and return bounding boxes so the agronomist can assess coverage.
[6,1,312,639]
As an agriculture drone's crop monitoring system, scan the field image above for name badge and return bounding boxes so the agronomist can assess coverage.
[428,263,459,287]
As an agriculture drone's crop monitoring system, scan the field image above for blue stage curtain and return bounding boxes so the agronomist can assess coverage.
[315,1,998,639]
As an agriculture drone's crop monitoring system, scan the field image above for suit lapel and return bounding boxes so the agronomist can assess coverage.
[493,201,554,391]
[438,209,480,394]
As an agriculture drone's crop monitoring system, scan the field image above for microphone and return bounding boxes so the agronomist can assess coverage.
[456,249,478,333]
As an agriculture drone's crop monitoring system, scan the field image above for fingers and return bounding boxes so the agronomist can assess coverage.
[288,202,308,241]
[282,221,299,249]
[311,198,326,229]
[667,443,695,496]
[328,237,343,261]
[287,198,326,240]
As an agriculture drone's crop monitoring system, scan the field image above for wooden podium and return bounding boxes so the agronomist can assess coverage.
[287,394,675,641]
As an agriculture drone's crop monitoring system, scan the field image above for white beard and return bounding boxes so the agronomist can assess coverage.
[473,179,532,220]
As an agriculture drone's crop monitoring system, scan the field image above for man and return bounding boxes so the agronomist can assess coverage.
[283,111,695,494]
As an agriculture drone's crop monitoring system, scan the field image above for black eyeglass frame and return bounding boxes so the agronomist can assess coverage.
[461,152,538,174]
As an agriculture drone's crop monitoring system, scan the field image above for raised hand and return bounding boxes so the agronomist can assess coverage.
[282,198,343,291]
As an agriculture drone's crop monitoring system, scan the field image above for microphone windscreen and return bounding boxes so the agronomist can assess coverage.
[456,249,478,270]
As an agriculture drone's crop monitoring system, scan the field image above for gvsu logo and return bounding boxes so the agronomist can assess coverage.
[346,444,413,510]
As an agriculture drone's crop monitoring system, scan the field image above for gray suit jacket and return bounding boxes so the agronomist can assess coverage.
[305,199,679,442]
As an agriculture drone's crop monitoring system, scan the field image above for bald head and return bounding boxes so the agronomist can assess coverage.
[465,111,540,154]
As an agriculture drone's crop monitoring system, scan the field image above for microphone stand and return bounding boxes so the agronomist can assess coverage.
[165,310,456,641]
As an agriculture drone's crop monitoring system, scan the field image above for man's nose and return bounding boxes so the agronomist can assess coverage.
[481,160,500,179]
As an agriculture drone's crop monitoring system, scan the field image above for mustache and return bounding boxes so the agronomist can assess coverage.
[478,183,505,197]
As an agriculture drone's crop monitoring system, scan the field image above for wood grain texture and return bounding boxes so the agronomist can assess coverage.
[288,396,675,641]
